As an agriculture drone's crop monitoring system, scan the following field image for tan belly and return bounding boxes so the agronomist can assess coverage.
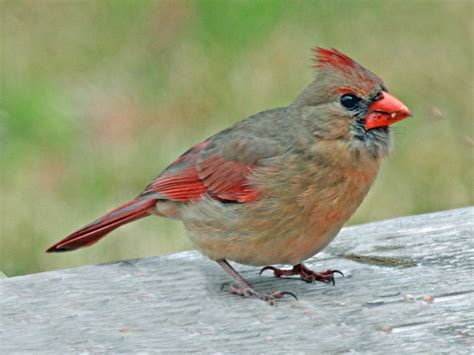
[181,144,381,266]
[182,171,377,265]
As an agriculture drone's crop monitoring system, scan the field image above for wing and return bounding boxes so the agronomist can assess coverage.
[141,141,211,202]
[140,134,281,203]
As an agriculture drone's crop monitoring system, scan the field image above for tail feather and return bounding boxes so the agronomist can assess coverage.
[46,198,157,253]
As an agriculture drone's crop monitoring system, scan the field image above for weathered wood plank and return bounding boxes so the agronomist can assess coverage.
[1,207,473,353]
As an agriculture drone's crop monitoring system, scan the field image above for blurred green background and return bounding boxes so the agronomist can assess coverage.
[1,0,472,277]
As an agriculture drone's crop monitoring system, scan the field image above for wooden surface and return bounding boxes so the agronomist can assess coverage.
[1,207,473,353]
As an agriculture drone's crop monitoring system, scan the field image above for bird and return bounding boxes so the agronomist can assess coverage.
[47,47,411,303]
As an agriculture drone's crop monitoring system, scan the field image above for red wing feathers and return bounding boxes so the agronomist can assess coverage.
[141,139,259,203]
[144,166,208,202]
[196,157,257,202]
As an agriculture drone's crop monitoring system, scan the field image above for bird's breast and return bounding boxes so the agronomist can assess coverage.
[181,141,381,266]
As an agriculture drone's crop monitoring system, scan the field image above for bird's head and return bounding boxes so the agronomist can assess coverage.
[293,48,411,158]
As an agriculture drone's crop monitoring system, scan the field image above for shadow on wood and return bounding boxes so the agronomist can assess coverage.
[1,207,473,353]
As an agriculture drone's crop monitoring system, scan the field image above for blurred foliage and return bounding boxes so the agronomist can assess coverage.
[1,0,472,277]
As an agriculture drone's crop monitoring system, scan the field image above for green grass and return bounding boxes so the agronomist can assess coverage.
[1,0,473,277]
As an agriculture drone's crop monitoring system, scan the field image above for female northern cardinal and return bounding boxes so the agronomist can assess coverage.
[47,48,411,302]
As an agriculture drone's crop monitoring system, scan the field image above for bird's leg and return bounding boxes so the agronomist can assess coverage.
[217,259,297,304]
[260,263,344,286]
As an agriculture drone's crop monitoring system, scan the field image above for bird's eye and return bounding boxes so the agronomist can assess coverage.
[340,94,361,110]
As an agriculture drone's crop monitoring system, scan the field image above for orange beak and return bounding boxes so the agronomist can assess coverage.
[365,92,411,130]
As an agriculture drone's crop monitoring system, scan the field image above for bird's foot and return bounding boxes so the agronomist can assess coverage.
[260,263,344,286]
[221,283,297,305]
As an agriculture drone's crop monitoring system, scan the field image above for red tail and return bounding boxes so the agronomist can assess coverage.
[46,199,157,252]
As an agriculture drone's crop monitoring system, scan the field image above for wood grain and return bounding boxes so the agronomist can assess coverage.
[1,207,473,353]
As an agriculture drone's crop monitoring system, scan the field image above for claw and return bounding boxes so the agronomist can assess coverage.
[258,263,345,287]
[225,284,297,304]
[259,265,279,276]
[279,291,298,300]
[220,282,231,291]
[217,259,298,304]
[325,269,343,285]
